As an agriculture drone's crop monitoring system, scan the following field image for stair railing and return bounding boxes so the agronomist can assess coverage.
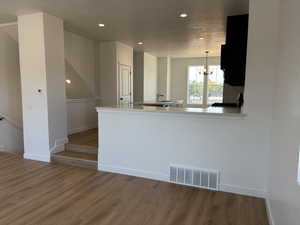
[0,112,23,131]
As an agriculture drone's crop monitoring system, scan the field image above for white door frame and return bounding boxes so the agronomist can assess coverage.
[117,63,133,105]
[186,65,206,107]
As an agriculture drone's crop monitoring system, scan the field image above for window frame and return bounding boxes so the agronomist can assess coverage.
[186,65,205,107]
[186,65,224,107]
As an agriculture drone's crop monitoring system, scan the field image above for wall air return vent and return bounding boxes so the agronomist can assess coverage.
[170,165,219,191]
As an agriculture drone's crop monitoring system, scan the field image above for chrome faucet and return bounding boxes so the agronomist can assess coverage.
[157,94,164,102]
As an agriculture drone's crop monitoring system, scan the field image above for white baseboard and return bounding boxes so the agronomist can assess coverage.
[220,184,266,198]
[24,153,50,163]
[50,137,69,153]
[68,125,97,135]
[0,145,23,154]
[266,198,275,225]
[98,163,266,198]
[23,138,67,163]
[98,164,169,182]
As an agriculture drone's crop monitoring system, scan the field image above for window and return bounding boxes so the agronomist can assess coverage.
[187,66,205,104]
[187,65,224,106]
[207,65,224,105]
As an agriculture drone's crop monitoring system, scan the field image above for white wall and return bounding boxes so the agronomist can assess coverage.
[116,42,133,67]
[99,41,115,106]
[133,52,144,102]
[64,31,98,99]
[170,57,220,103]
[0,25,23,154]
[67,99,98,134]
[97,0,279,200]
[18,13,50,161]
[268,0,300,225]
[99,110,269,197]
[64,31,99,134]
[0,23,100,152]
[157,57,168,99]
[143,53,157,101]
[18,13,67,162]
[44,13,68,152]
[99,41,133,105]
[223,84,244,103]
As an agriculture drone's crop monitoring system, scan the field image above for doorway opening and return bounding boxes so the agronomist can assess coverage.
[118,64,133,105]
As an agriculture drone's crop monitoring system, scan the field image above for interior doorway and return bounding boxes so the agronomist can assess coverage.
[118,64,133,105]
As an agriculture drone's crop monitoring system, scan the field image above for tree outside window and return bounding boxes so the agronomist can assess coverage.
[187,65,224,105]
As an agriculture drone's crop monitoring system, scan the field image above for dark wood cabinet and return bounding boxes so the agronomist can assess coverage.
[221,14,249,86]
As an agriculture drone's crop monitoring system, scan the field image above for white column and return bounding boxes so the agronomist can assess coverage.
[18,12,67,162]
[203,74,208,107]
[166,56,171,100]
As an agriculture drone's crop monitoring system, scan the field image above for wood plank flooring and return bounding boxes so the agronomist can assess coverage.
[68,129,98,147]
[54,151,98,161]
[52,151,98,170]
[0,152,269,225]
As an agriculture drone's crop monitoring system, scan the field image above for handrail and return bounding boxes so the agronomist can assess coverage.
[0,22,17,28]
[0,112,23,131]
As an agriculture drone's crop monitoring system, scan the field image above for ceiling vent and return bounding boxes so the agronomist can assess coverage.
[170,165,219,191]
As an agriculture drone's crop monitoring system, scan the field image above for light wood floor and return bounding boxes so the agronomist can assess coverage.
[0,152,269,225]
[54,151,98,161]
[68,129,98,147]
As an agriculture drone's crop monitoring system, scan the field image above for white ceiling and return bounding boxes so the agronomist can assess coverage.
[0,0,249,57]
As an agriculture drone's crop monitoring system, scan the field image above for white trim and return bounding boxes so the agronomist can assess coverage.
[98,164,169,182]
[66,97,101,104]
[266,198,275,225]
[24,153,50,163]
[0,22,18,28]
[98,163,266,198]
[117,63,133,105]
[219,184,266,198]
[0,145,23,154]
[50,137,69,153]
[187,65,205,105]
[68,125,97,135]
[23,138,68,162]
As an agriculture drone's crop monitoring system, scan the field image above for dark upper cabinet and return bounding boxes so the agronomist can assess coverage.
[221,14,249,86]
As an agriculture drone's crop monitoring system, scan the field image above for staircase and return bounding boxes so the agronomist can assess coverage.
[51,144,98,170]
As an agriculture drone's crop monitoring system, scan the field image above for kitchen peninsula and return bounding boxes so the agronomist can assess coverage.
[95,105,266,197]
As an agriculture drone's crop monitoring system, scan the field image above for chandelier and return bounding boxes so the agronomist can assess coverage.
[201,51,213,76]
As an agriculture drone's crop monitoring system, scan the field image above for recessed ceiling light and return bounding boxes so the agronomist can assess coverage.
[98,23,105,27]
[179,13,188,18]
[137,42,144,45]
[199,37,205,40]
[66,79,71,84]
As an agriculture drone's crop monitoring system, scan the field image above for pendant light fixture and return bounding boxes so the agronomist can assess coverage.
[203,51,213,76]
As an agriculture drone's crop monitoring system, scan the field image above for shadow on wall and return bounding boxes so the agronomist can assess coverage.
[65,60,94,99]
[0,26,24,154]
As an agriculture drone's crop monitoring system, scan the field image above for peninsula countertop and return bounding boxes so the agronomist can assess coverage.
[96,105,246,118]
